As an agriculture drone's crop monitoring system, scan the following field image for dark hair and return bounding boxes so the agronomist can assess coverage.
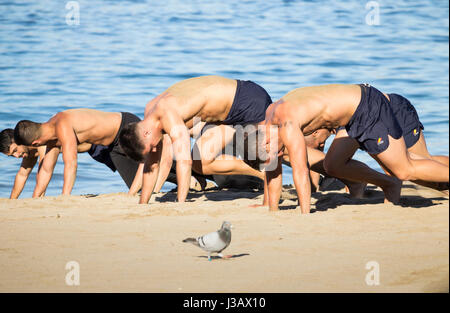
[119,122,146,163]
[14,120,42,146]
[0,128,14,154]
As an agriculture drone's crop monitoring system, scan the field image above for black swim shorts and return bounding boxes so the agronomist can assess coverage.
[88,144,116,172]
[109,112,141,188]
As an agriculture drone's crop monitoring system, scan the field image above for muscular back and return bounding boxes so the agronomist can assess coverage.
[51,109,122,146]
[271,84,362,135]
[146,76,238,128]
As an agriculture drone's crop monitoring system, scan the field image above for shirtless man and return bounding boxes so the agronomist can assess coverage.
[119,75,272,205]
[246,127,367,207]
[0,128,136,198]
[153,121,264,193]
[156,125,330,193]
[262,83,449,213]
[13,110,143,196]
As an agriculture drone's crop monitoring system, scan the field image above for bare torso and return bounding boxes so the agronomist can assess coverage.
[144,76,237,128]
[49,109,122,146]
[268,84,362,135]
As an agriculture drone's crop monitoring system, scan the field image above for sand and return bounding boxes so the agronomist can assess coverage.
[0,182,448,293]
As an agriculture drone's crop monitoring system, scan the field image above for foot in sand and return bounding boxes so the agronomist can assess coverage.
[346,181,367,199]
[382,178,403,204]
[189,176,208,191]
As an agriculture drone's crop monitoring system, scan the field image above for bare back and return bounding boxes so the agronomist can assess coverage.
[145,76,237,128]
[269,84,362,135]
[51,109,122,146]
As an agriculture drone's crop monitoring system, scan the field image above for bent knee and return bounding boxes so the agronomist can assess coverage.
[390,168,414,181]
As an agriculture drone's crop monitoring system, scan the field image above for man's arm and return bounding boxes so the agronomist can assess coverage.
[266,157,283,210]
[139,142,162,204]
[160,109,191,203]
[154,134,173,193]
[249,174,269,208]
[56,119,78,195]
[10,154,38,199]
[281,122,311,214]
[33,145,60,198]
[128,162,144,195]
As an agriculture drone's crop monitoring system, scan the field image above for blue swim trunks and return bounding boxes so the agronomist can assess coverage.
[386,93,424,148]
[223,80,272,125]
[344,84,403,155]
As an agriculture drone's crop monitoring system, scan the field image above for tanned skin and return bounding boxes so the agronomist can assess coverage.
[3,142,96,199]
[264,84,449,213]
[137,75,262,205]
[28,109,143,196]
[251,128,366,210]
[4,144,44,199]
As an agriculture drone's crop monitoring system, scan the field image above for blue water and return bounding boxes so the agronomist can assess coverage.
[0,0,448,198]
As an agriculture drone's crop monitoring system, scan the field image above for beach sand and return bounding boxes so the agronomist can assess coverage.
[0,182,448,293]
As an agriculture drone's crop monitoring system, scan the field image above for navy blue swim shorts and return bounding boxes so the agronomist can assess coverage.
[386,93,424,148]
[344,84,403,155]
[223,80,272,125]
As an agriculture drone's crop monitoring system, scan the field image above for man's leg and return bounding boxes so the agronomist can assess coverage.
[408,131,449,166]
[306,146,367,198]
[324,130,402,203]
[109,149,140,189]
[406,131,448,192]
[283,146,365,196]
[373,135,449,183]
[192,124,264,180]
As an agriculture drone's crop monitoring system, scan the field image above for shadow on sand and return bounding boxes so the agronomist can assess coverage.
[156,187,262,202]
[277,183,447,212]
[197,253,250,260]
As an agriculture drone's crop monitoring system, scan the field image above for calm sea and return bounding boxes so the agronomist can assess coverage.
[0,0,448,198]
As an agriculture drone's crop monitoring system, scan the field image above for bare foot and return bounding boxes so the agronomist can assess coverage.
[195,176,208,190]
[382,178,402,204]
[346,181,367,199]
[189,176,207,191]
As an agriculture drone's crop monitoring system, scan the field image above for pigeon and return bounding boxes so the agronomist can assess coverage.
[183,221,233,261]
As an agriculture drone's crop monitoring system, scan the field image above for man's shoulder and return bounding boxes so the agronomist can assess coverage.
[273,99,298,120]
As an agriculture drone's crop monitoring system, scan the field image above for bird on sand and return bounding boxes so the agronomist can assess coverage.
[183,221,233,261]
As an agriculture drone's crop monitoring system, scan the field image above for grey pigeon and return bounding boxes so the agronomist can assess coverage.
[183,221,232,261]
